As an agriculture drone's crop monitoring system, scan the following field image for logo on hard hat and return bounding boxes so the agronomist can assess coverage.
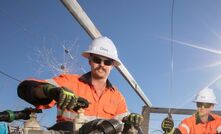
[200,96,206,99]
[99,47,109,53]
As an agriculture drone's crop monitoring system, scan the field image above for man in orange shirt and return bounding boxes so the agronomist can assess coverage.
[17,36,143,132]
[161,87,221,134]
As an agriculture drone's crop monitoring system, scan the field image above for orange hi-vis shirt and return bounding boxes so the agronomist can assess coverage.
[38,72,129,122]
[178,113,221,134]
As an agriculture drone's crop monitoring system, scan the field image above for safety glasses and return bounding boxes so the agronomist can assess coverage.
[90,56,113,66]
[196,102,213,108]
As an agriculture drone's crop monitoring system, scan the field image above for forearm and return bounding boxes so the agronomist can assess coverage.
[17,80,52,106]
[31,85,48,99]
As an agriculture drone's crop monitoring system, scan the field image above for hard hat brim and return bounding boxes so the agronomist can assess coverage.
[193,100,218,105]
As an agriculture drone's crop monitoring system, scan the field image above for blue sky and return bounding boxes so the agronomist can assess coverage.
[1,0,221,133]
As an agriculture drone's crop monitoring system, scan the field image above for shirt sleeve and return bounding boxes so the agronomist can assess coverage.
[115,92,129,120]
[17,79,56,109]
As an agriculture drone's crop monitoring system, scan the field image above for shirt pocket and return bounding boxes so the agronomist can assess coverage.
[103,105,117,116]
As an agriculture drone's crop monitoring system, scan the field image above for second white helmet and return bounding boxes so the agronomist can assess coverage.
[82,36,121,66]
[193,87,217,104]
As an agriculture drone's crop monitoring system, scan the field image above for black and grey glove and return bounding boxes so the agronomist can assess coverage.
[43,84,89,110]
[73,97,89,111]
[123,113,144,126]
[161,117,174,134]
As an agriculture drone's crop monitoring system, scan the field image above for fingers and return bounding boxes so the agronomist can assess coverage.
[60,94,72,110]
[134,114,143,125]
[77,97,89,108]
[58,91,78,110]
[57,91,66,108]
[161,117,174,132]
[72,97,89,111]
[56,88,89,111]
[67,96,78,110]
[164,118,174,126]
[126,113,143,126]
[137,115,144,125]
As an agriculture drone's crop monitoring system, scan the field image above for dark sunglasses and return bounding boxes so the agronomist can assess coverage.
[90,56,113,66]
[196,102,213,108]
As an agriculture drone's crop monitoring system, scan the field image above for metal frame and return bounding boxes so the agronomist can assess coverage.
[141,106,221,134]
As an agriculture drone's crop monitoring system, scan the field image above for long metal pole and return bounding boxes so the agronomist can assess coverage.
[60,0,152,107]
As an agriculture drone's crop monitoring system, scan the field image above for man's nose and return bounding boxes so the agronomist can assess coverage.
[99,61,105,66]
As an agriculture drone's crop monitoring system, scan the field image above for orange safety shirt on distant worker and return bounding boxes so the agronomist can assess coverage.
[37,72,129,122]
[177,113,221,134]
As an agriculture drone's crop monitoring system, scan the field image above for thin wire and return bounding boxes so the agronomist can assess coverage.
[0,70,21,82]
[169,0,175,115]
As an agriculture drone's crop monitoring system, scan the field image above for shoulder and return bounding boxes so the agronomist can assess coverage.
[57,73,80,78]
[111,86,125,100]
[181,114,195,124]
[54,74,81,81]
[211,113,221,120]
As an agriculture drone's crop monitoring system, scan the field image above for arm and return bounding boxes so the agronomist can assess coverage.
[17,80,89,110]
[17,80,53,106]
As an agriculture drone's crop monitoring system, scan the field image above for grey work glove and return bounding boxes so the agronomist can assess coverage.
[42,84,89,110]
[123,113,144,126]
[161,117,174,134]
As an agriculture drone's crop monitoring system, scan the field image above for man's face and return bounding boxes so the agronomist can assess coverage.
[89,54,113,79]
[196,102,214,117]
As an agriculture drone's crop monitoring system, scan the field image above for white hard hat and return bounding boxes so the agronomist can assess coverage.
[82,36,121,66]
[193,87,217,104]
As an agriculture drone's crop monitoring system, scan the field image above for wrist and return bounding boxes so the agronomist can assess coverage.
[122,116,130,124]
[42,84,57,99]
[167,128,175,134]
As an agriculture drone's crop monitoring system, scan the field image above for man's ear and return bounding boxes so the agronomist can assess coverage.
[210,104,215,110]
[88,59,92,65]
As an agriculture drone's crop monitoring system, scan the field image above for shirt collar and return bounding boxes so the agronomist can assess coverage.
[79,71,114,90]
[195,113,215,124]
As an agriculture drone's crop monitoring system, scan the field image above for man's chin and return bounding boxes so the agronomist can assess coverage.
[198,112,209,117]
[93,73,105,79]
[96,70,106,75]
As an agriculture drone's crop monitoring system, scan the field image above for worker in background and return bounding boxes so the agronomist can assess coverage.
[17,36,143,131]
[161,87,221,134]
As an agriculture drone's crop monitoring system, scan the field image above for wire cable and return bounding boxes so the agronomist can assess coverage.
[0,70,21,82]
[169,0,175,115]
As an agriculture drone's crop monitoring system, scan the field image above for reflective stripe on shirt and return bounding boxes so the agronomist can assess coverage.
[114,112,130,120]
[57,108,129,122]
[180,123,190,134]
[217,125,221,133]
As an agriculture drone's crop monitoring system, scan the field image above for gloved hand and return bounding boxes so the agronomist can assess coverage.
[73,97,89,111]
[161,117,174,134]
[42,84,89,110]
[122,113,143,126]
